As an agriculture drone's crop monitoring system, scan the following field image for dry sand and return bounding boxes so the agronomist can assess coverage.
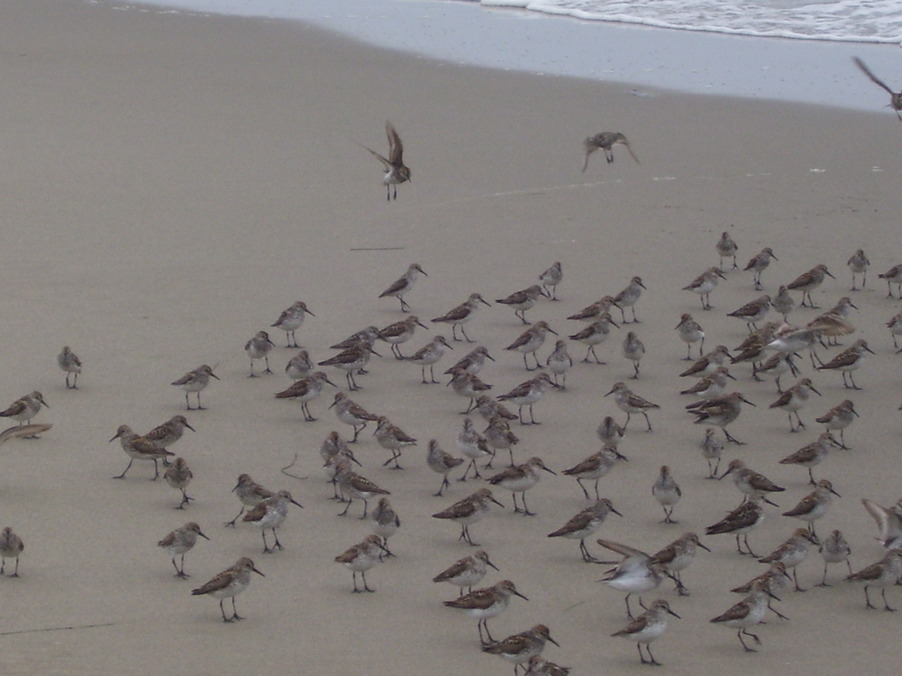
[1,0,901,673]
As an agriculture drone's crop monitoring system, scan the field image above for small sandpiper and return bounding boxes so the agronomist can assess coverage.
[562,446,627,500]
[605,381,660,432]
[456,417,492,480]
[710,581,774,652]
[583,131,639,170]
[886,310,902,349]
[815,399,858,448]
[524,655,571,676]
[191,557,264,622]
[683,267,726,311]
[652,466,681,524]
[329,392,380,441]
[444,579,528,644]
[242,489,304,553]
[846,550,902,611]
[496,285,549,325]
[433,550,498,596]
[482,415,520,467]
[110,424,173,480]
[373,416,417,469]
[674,313,705,360]
[431,293,491,342]
[688,392,755,444]
[716,231,739,271]
[0,391,48,427]
[786,264,835,308]
[285,349,314,380]
[596,540,670,618]
[778,431,840,484]
[853,56,902,120]
[145,414,195,452]
[334,535,389,592]
[158,522,208,578]
[719,459,785,506]
[621,331,645,378]
[680,344,731,378]
[361,120,411,200]
[444,345,495,376]
[545,340,573,389]
[270,301,314,348]
[547,498,622,562]
[164,457,195,509]
[705,498,765,556]
[699,427,725,478]
[769,377,821,432]
[752,352,799,393]
[488,457,556,516]
[379,262,427,312]
[505,321,557,371]
[772,284,794,319]
[274,371,336,421]
[566,295,620,323]
[369,497,400,557]
[568,315,618,364]
[597,415,626,449]
[847,249,870,290]
[404,335,453,383]
[432,488,504,547]
[538,261,563,300]
[817,529,852,586]
[171,364,219,410]
[244,330,275,377]
[817,339,874,390]
[728,295,771,332]
[743,247,778,290]
[0,527,24,577]
[613,276,647,324]
[318,339,379,391]
[427,439,465,496]
[334,461,390,518]
[758,527,818,591]
[497,372,558,425]
[679,365,734,400]
[878,263,902,298]
[57,346,82,389]
[612,599,680,666]
[225,473,274,527]
[782,479,839,536]
[482,624,560,672]
[651,533,710,595]
[862,497,902,550]
[731,563,791,620]
[379,315,428,359]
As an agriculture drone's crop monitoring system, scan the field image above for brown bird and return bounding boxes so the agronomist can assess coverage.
[582,131,639,171]
[854,57,902,120]
[360,120,411,200]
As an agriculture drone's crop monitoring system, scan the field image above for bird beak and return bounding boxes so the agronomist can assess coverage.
[741,396,756,406]
[825,269,836,279]
[717,468,733,481]
[547,326,559,336]
[209,371,221,380]
[604,387,615,397]
[305,307,316,316]
[291,498,305,509]
[486,559,500,572]
[490,496,505,508]
[514,590,530,601]
[667,607,682,619]
[613,450,629,462]
[325,376,338,388]
[185,422,197,433]
[252,566,265,577]
[480,297,492,307]
[828,486,841,498]
[108,432,120,443]
[810,386,822,396]
[547,635,561,648]
[415,318,429,329]
[726,371,737,381]
[864,344,876,354]
[697,540,712,552]
[541,465,557,476]
[369,346,383,358]
[197,530,211,541]
[610,506,624,517]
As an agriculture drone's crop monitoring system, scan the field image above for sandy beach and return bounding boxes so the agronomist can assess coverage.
[1,0,901,673]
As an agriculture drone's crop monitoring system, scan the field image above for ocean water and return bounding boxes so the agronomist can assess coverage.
[107,0,902,111]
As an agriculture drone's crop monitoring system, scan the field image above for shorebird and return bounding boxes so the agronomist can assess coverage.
[699,427,725,478]
[274,371,336,421]
[621,331,645,378]
[0,527,24,577]
[612,599,680,666]
[158,522,208,578]
[374,416,417,469]
[815,399,858,448]
[728,295,771,332]
[361,120,411,200]
[496,285,549,325]
[456,417,492,481]
[847,249,870,290]
[334,461,390,518]
[322,443,361,500]
[582,131,639,171]
[505,321,557,371]
[779,431,840,484]
[743,247,777,290]
[731,563,792,620]
[817,339,874,389]
[427,439,465,496]
[710,582,775,652]
[688,392,754,444]
[853,56,902,120]
[379,262,427,312]
[562,446,627,500]
[817,529,853,586]
[772,284,794,319]
[652,466,681,524]
[878,263,902,298]
[379,315,428,359]
[497,372,558,425]
[769,377,821,431]
[538,261,563,299]
[244,330,275,377]
[284,346,313,379]
[483,415,520,466]
[613,276,646,324]
[488,457,555,516]
[445,345,495,376]
[597,415,626,449]
[887,310,902,349]
[145,414,196,452]
[431,294,491,342]
[432,488,504,546]
[679,366,734,400]
[335,535,389,592]
[171,364,219,410]
[605,381,660,432]
[683,267,726,310]
[718,459,785,506]
[444,579,528,644]
[782,479,840,537]
[404,335,453,383]
[547,498,622,562]
[330,325,381,354]
[328,392,380,441]
[674,313,705,359]
[270,301,314,348]
[475,395,518,423]
[753,352,799,393]
[191,557,264,622]
[566,295,620,323]
[596,540,672,618]
[164,457,194,509]
[846,550,902,611]
[242,490,303,553]
[766,324,826,369]
[680,344,731,377]
[758,528,818,592]
[0,391,48,427]
[225,473,274,527]
[716,231,739,271]
[787,264,835,308]
[705,498,765,556]
[482,624,560,674]
[545,340,573,389]
[568,316,618,364]
[57,346,82,389]
[651,533,710,596]
[369,497,400,557]
[318,339,379,391]
[862,497,902,551]
[433,550,499,596]
[809,308,857,348]
[524,655,571,676]
[109,424,173,480]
